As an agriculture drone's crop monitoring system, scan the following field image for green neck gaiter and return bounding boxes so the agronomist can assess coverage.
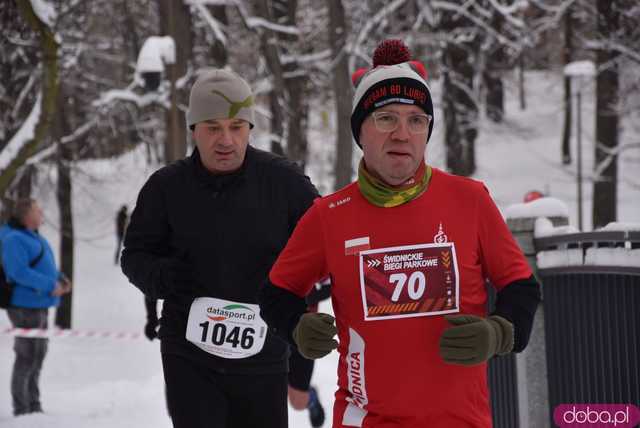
[357,159,431,207]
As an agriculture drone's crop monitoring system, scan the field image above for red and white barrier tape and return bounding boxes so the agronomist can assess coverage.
[1,327,142,340]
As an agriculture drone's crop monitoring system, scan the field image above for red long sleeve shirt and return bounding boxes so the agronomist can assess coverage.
[270,167,532,428]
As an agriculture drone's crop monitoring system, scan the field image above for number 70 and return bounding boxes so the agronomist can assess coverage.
[389,272,426,302]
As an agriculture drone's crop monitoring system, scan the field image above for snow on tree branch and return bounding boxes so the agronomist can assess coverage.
[432,1,522,51]
[593,142,640,182]
[442,71,481,111]
[12,72,38,120]
[415,0,438,28]
[245,17,300,35]
[528,0,578,35]
[404,8,428,47]
[30,0,56,28]
[1,0,60,194]
[528,0,578,14]
[281,49,331,66]
[585,40,640,65]
[349,0,407,73]
[92,85,170,110]
[176,67,193,90]
[94,89,169,108]
[485,0,527,28]
[56,0,84,19]
[186,0,234,5]
[191,2,227,45]
[0,93,41,172]
[232,1,299,36]
[26,117,99,166]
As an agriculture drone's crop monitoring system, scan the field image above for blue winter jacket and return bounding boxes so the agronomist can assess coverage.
[1,223,61,308]
[0,224,10,243]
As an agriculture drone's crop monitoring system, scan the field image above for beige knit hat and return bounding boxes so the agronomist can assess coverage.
[186,69,255,129]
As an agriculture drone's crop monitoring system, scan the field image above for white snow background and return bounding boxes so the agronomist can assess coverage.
[1,70,639,427]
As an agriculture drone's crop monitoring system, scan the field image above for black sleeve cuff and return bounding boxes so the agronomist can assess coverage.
[492,275,541,352]
[144,297,158,324]
[305,278,332,306]
[258,279,308,346]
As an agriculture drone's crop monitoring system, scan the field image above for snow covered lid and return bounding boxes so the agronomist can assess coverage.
[534,217,579,238]
[597,222,640,232]
[505,197,569,220]
[136,36,176,73]
[563,60,596,77]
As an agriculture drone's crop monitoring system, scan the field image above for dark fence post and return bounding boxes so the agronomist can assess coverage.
[495,214,567,428]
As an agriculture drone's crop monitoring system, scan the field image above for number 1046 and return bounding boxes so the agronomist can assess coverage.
[199,321,255,349]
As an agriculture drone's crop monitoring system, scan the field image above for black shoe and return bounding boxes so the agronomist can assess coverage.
[307,386,325,427]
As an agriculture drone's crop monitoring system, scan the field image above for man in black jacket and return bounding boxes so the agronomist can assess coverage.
[121,69,319,428]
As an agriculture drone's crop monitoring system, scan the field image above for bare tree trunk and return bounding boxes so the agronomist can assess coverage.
[55,146,73,328]
[327,0,354,190]
[484,13,505,123]
[54,85,74,329]
[561,5,573,165]
[254,0,287,155]
[119,0,145,154]
[209,6,228,68]
[440,8,478,177]
[484,66,504,123]
[158,0,192,163]
[273,0,310,170]
[122,0,141,59]
[518,53,526,110]
[443,72,461,173]
[0,1,59,195]
[16,166,35,199]
[592,0,619,229]
[285,72,309,169]
[443,42,477,177]
[561,75,572,165]
[269,94,286,156]
[484,72,504,123]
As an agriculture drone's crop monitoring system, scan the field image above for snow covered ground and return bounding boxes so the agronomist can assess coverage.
[0,70,638,427]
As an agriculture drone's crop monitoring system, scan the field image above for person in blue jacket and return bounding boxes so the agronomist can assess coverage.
[1,198,71,416]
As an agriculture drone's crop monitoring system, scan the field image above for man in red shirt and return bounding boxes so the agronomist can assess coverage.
[259,40,540,428]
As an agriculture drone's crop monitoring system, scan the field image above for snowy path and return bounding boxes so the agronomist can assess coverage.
[0,252,338,428]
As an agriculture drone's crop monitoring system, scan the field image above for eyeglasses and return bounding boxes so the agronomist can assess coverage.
[371,111,432,135]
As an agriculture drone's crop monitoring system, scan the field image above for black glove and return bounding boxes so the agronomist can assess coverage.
[144,320,158,340]
[152,258,197,299]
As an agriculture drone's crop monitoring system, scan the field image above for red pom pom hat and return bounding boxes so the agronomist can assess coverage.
[351,39,433,147]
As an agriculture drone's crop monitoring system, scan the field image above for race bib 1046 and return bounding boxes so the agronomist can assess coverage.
[359,243,460,321]
[185,297,267,359]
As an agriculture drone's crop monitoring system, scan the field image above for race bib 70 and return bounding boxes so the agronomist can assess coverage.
[359,243,460,321]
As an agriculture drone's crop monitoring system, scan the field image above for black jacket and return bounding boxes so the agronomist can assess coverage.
[121,146,319,374]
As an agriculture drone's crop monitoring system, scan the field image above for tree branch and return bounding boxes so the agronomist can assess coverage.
[0,0,60,195]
